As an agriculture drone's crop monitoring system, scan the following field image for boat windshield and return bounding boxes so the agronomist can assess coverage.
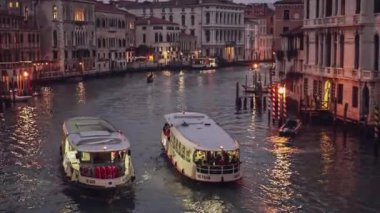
[78,150,127,164]
[286,120,298,128]
[193,149,239,166]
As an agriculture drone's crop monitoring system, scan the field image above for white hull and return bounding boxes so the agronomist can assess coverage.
[62,158,134,189]
[161,134,242,183]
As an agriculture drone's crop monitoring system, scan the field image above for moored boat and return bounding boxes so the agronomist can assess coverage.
[161,112,242,183]
[279,118,302,137]
[61,117,135,189]
[147,72,154,83]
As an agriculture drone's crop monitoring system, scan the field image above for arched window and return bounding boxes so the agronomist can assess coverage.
[191,15,195,26]
[102,19,106,28]
[102,38,106,48]
[375,34,379,71]
[169,15,173,22]
[181,15,185,26]
[205,12,210,24]
[118,20,121,28]
[354,33,360,69]
[166,33,170,42]
[52,5,58,20]
[97,38,101,48]
[53,30,57,47]
[96,18,100,27]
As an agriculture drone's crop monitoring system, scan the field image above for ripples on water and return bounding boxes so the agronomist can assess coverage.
[1,67,380,212]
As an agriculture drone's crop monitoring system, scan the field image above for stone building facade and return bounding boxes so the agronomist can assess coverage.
[0,0,41,93]
[301,0,380,122]
[117,0,245,62]
[36,0,96,77]
[95,2,128,72]
[244,3,274,61]
[273,0,304,51]
[135,17,180,64]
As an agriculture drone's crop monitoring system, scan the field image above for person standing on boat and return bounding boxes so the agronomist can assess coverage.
[163,123,171,140]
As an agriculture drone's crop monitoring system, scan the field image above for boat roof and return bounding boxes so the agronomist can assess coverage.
[63,117,130,152]
[164,112,239,151]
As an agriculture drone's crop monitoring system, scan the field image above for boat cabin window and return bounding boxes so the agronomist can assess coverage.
[81,152,91,162]
[170,136,191,162]
[193,149,239,166]
[78,151,127,164]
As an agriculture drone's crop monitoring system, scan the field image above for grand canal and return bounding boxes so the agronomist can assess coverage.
[1,67,380,212]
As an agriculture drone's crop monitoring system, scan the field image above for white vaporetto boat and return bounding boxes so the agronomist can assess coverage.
[161,112,242,182]
[61,117,135,189]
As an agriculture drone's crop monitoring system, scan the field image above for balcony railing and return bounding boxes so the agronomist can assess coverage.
[304,15,364,28]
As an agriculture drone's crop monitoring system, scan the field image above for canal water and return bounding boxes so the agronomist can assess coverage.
[1,67,380,212]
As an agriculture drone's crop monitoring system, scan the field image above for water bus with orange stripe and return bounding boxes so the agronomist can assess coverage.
[161,112,242,182]
[61,117,135,189]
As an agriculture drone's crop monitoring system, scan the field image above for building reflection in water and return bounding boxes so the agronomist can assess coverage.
[76,82,86,104]
[319,130,356,198]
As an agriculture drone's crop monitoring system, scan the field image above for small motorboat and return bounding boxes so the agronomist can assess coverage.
[147,73,154,83]
[279,118,302,137]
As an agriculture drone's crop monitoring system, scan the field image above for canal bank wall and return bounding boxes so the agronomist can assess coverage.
[32,61,252,85]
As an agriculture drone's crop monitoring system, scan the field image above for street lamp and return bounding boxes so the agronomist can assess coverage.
[23,71,29,95]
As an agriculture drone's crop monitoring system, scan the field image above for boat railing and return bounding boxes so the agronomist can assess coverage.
[196,163,240,175]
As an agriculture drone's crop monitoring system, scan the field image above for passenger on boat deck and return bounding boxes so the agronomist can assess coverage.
[163,123,171,139]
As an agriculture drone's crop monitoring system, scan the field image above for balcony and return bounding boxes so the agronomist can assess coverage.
[304,15,364,29]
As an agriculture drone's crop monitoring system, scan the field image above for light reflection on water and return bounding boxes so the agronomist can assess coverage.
[0,67,380,212]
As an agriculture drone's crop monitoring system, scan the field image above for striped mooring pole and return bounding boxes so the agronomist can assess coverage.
[374,106,379,139]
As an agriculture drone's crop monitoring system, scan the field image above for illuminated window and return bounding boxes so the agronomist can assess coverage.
[53,5,58,20]
[15,1,19,8]
[74,9,85,22]
[9,2,13,8]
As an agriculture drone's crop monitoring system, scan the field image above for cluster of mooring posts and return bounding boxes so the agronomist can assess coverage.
[235,63,287,127]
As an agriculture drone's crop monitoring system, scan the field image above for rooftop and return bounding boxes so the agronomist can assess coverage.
[117,0,244,9]
[164,112,239,151]
[95,2,125,15]
[63,117,131,152]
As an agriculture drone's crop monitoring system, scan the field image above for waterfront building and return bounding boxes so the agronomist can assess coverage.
[300,0,380,122]
[179,32,197,64]
[36,0,96,77]
[124,12,136,63]
[273,0,303,51]
[0,0,41,93]
[116,0,245,62]
[135,17,180,64]
[243,18,258,61]
[95,2,128,72]
[244,3,274,61]
[277,26,304,110]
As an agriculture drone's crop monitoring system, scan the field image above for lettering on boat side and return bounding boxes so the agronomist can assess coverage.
[86,179,95,184]
[197,174,211,180]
